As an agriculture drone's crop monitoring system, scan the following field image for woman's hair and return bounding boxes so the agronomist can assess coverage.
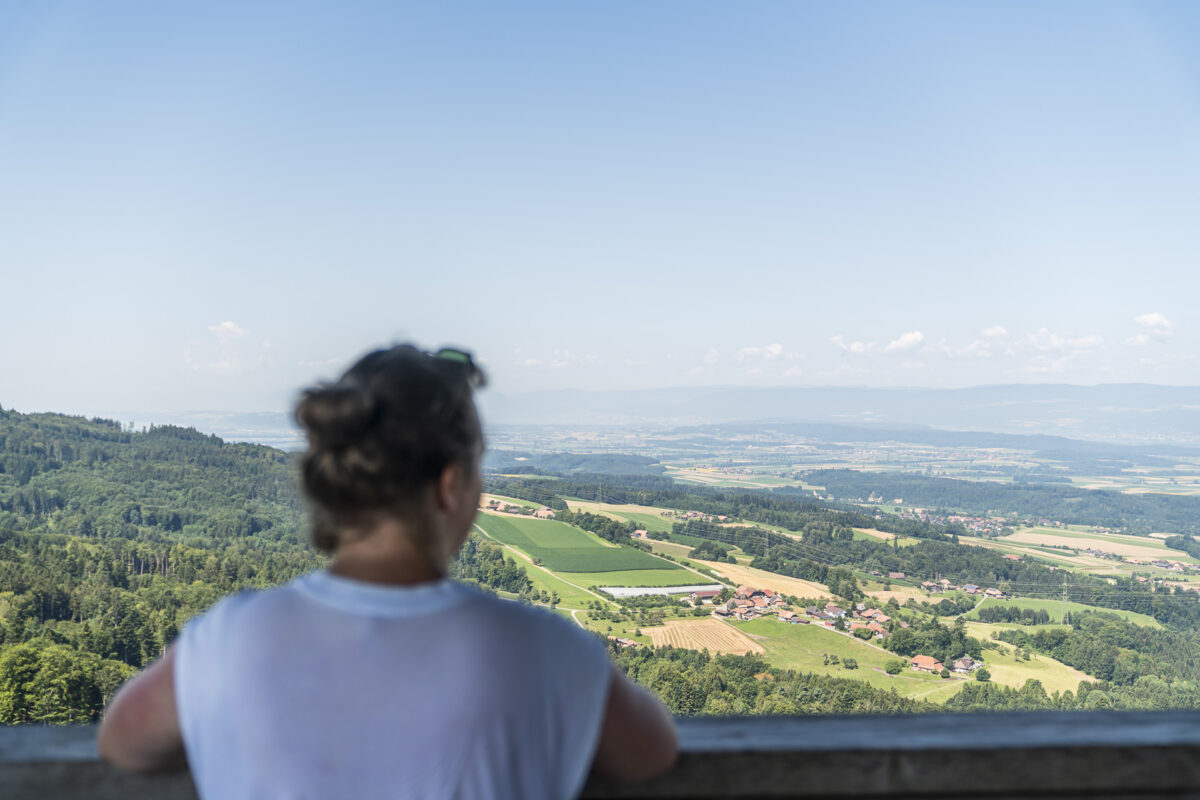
[294,344,487,553]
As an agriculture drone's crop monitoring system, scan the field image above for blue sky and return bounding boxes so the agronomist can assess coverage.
[2,1,1198,414]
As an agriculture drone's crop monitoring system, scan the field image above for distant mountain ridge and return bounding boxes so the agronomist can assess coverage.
[479,383,1200,446]
[21,382,1200,449]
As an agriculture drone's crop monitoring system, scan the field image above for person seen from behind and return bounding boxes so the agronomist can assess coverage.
[98,343,678,798]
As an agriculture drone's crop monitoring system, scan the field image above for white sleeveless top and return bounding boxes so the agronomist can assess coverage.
[173,572,612,799]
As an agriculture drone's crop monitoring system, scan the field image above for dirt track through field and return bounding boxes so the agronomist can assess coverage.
[641,618,765,655]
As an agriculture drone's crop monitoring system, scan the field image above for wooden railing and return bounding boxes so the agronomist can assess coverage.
[6,712,1200,798]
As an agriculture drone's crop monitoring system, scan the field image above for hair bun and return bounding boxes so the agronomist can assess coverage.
[295,383,380,448]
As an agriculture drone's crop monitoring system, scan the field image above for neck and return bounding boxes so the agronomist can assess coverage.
[327,517,447,586]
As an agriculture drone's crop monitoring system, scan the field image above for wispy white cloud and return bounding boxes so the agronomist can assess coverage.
[833,330,924,355]
[830,334,878,355]
[208,320,247,341]
[1024,328,1103,353]
[884,330,924,353]
[186,320,264,374]
[1021,327,1102,373]
[1128,312,1174,345]
[703,348,719,365]
[737,342,800,361]
[981,325,1008,339]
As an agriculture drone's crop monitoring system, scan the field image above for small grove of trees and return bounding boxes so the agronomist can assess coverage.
[976,605,1054,625]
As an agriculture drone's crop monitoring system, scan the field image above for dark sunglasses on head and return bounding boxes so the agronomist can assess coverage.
[431,347,487,388]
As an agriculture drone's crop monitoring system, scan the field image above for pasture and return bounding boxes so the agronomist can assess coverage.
[518,560,609,609]
[475,513,684,574]
[569,568,697,587]
[964,597,1161,628]
[642,618,765,655]
[664,466,803,489]
[962,632,1089,693]
[731,618,964,702]
[564,500,675,533]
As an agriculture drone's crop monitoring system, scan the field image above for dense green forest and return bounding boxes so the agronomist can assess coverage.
[800,469,1200,535]
[0,410,529,723]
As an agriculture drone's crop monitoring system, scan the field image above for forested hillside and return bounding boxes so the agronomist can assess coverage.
[0,410,517,723]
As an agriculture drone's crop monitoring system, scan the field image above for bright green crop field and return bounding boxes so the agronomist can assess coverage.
[476,513,685,574]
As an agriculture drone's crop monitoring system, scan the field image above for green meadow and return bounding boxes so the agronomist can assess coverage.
[730,618,964,702]
[570,568,700,587]
[964,597,1161,628]
[476,513,686,574]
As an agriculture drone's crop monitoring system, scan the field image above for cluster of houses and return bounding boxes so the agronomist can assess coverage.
[608,636,643,649]
[895,509,1010,536]
[1125,557,1198,574]
[910,654,983,675]
[480,498,555,519]
[798,602,908,639]
[670,510,731,523]
[712,585,787,620]
[919,578,1006,599]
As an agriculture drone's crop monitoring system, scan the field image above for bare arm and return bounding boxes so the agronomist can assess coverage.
[97,646,187,772]
[591,666,678,783]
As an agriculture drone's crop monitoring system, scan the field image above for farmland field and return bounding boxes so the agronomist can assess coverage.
[564,500,675,533]
[999,527,1198,563]
[517,559,608,609]
[642,618,765,655]
[475,513,682,573]
[730,618,964,701]
[964,597,1161,628]
[694,559,833,599]
[567,568,698,587]
[482,493,542,510]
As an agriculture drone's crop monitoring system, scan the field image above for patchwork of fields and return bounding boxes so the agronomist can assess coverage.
[479,497,1122,704]
[475,512,687,574]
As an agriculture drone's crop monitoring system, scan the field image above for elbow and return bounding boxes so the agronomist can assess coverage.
[97,703,185,773]
[633,723,679,783]
[599,716,679,784]
[97,717,139,772]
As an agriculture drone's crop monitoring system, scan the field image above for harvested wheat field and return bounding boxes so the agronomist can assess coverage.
[697,560,834,600]
[854,527,898,541]
[866,588,928,605]
[1003,531,1189,562]
[642,618,765,655]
